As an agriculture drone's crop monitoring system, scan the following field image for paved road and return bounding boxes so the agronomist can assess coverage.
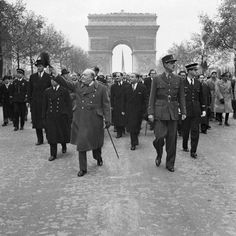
[0,109,236,236]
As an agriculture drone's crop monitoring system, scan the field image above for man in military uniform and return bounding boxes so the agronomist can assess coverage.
[28,59,51,145]
[182,63,206,158]
[42,78,72,161]
[148,55,186,172]
[52,68,111,177]
[10,69,28,130]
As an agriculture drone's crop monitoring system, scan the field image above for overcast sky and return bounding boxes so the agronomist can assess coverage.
[9,0,221,72]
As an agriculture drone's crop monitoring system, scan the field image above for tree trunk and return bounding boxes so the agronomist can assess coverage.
[234,52,236,77]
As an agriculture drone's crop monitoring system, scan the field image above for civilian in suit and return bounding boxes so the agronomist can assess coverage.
[182,63,206,158]
[110,72,127,138]
[42,79,72,161]
[52,68,111,177]
[144,69,157,131]
[11,69,28,131]
[125,73,148,150]
[28,59,51,145]
[148,55,186,172]
[0,76,13,126]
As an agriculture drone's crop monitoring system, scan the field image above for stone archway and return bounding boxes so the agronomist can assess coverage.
[86,12,159,74]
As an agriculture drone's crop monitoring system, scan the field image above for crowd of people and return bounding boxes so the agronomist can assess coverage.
[1,54,236,176]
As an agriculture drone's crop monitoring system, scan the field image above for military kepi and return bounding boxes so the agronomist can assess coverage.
[185,63,198,70]
[162,54,177,64]
[61,68,70,75]
[16,68,25,75]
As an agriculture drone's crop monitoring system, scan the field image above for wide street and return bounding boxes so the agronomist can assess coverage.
[0,108,236,236]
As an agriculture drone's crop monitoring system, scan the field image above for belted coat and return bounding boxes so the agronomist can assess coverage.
[54,76,111,151]
[148,72,186,120]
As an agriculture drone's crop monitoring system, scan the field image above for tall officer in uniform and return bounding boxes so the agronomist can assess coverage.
[28,59,51,145]
[42,78,72,161]
[182,63,206,158]
[148,55,186,172]
[11,69,28,131]
[52,68,111,177]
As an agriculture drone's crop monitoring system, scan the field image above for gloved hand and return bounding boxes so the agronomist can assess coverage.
[201,111,206,117]
[105,121,111,129]
[220,98,225,104]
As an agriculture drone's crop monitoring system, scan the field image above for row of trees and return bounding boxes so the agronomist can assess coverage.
[163,0,236,76]
[0,0,91,77]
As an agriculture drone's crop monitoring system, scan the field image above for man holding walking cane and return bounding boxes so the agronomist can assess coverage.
[51,68,111,177]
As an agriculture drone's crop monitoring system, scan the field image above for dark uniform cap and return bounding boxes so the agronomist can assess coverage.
[185,63,198,70]
[16,68,25,75]
[162,54,177,64]
[61,68,70,75]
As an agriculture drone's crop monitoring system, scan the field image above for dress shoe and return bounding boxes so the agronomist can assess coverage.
[116,134,122,138]
[20,127,24,130]
[224,122,230,126]
[2,123,7,127]
[13,127,19,131]
[62,147,67,153]
[48,155,57,161]
[166,166,175,172]
[190,153,197,159]
[155,156,161,167]
[35,142,43,146]
[130,146,136,151]
[182,148,189,152]
[77,170,87,177]
[201,130,207,134]
[97,158,103,166]
[219,122,222,125]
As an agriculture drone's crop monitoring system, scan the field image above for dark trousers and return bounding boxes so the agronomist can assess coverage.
[182,116,200,154]
[13,102,26,128]
[153,120,178,168]
[130,132,139,147]
[116,126,125,137]
[78,148,102,171]
[216,112,229,124]
[36,128,44,143]
[50,143,66,157]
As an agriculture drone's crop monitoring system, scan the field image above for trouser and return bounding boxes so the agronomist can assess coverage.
[36,128,44,143]
[153,120,178,168]
[116,126,125,137]
[13,102,26,128]
[50,143,66,157]
[78,147,102,171]
[130,131,139,146]
[182,116,200,154]
[216,112,229,123]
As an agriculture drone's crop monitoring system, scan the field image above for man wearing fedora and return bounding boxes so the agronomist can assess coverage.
[148,54,186,172]
[10,69,28,131]
[28,59,51,145]
[182,63,206,159]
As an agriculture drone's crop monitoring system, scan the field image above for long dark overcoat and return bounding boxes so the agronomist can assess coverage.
[54,76,111,152]
[110,82,127,126]
[125,83,148,132]
[28,72,51,129]
[42,86,72,144]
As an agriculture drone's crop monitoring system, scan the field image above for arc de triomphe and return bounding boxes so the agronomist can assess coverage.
[85,12,159,74]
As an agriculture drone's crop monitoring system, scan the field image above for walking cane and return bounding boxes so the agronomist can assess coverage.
[106,128,120,159]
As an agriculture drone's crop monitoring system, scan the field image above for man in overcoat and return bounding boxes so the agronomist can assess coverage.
[52,68,111,177]
[125,73,148,150]
[110,72,127,138]
[148,55,186,172]
[42,78,72,161]
[28,59,51,145]
[10,69,28,131]
[182,63,206,158]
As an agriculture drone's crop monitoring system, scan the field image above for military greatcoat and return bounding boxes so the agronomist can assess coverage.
[53,76,111,152]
